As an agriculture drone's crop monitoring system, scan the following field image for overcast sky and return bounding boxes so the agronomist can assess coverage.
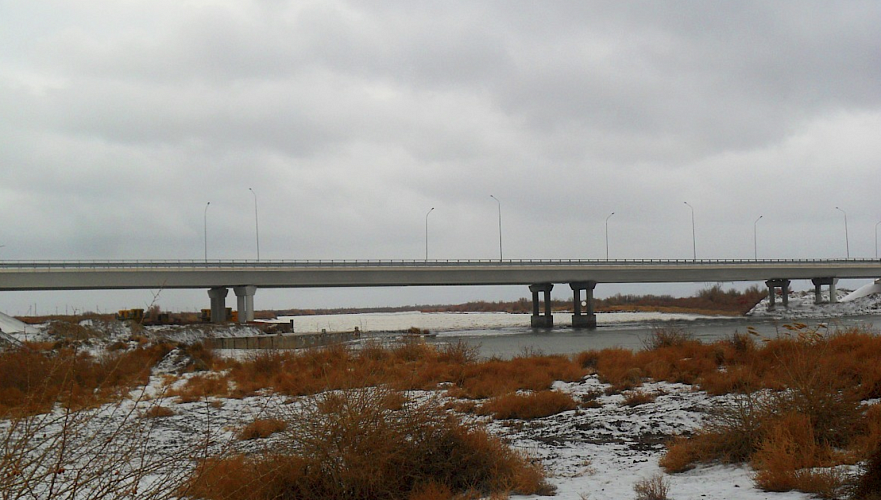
[2,1,880,315]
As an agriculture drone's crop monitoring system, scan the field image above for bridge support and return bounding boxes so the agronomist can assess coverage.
[529,283,554,328]
[570,281,597,329]
[234,285,257,323]
[811,278,838,304]
[765,279,791,311]
[207,287,229,323]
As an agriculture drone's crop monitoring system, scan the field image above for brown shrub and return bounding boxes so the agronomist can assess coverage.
[167,373,232,402]
[0,343,172,415]
[752,413,847,497]
[594,348,642,389]
[183,387,553,500]
[142,405,176,418]
[661,391,771,472]
[642,326,694,350]
[237,418,288,440]
[621,390,657,407]
[633,473,671,500]
[479,390,578,420]
[854,441,881,500]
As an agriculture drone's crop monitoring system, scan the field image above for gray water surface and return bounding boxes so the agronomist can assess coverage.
[416,315,880,359]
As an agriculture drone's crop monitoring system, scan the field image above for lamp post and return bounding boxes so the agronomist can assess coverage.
[490,195,503,261]
[835,207,850,259]
[605,212,615,261]
[249,188,260,260]
[684,202,696,260]
[203,201,210,262]
[753,215,763,260]
[425,207,434,261]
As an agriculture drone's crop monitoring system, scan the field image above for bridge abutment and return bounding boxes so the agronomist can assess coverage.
[529,283,554,328]
[570,281,597,329]
[811,278,838,304]
[234,285,257,323]
[765,279,791,311]
[207,287,229,323]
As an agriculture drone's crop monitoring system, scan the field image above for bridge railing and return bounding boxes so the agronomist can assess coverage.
[1,258,878,270]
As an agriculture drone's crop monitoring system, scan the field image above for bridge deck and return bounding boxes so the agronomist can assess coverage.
[2,259,879,291]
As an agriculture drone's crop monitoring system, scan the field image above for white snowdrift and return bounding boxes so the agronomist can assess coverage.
[0,310,38,335]
[747,287,881,319]
[843,279,881,302]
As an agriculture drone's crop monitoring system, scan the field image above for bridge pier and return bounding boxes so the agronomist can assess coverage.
[811,278,838,304]
[765,279,791,311]
[529,283,554,328]
[207,287,229,323]
[234,285,257,323]
[570,281,597,329]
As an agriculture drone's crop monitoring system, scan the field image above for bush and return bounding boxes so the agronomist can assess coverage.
[479,390,578,420]
[854,441,881,500]
[633,473,670,500]
[182,387,553,500]
[237,418,288,440]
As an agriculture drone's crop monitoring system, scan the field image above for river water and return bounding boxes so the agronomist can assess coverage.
[277,311,880,359]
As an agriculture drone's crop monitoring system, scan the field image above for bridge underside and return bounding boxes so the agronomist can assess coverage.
[2,260,878,327]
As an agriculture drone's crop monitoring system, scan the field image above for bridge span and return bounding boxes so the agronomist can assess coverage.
[2,259,879,328]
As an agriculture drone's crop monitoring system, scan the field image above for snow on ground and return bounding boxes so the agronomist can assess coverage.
[747,287,881,319]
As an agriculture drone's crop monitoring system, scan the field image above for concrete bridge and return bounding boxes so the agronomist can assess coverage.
[2,259,879,328]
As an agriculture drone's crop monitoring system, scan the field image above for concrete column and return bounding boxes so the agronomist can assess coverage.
[528,283,554,328]
[765,279,790,311]
[207,287,229,323]
[233,285,257,323]
[570,281,597,329]
[811,278,838,304]
[531,288,541,317]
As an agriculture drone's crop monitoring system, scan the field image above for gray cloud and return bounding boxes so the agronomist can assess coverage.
[1,0,879,313]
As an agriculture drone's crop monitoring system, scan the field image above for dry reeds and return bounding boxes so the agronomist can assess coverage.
[0,343,173,416]
[655,324,881,498]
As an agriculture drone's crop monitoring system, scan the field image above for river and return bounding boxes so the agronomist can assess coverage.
[276,311,880,359]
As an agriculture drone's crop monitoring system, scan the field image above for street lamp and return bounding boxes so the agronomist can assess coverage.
[753,215,763,260]
[490,195,503,261]
[425,207,434,261]
[684,202,696,260]
[835,207,850,259]
[203,201,210,262]
[249,188,260,260]
[605,212,615,260]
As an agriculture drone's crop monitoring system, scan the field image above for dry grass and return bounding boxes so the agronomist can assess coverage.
[1,392,202,499]
[170,341,587,403]
[142,405,176,418]
[633,473,671,500]
[655,324,881,497]
[237,418,288,440]
[0,343,173,416]
[478,390,578,420]
[183,387,553,500]
[621,390,657,407]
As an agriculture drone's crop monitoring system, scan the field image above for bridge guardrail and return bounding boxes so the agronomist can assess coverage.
[1,258,878,271]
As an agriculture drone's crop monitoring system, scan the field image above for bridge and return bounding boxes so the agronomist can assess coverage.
[2,259,879,328]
